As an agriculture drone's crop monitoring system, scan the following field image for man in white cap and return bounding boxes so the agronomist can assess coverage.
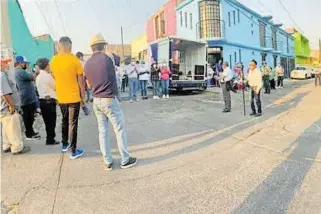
[84,34,137,170]
[1,57,30,154]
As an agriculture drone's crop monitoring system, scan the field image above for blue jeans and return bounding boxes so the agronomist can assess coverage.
[161,79,170,96]
[140,80,148,97]
[152,80,161,96]
[128,78,138,100]
[86,89,92,101]
[93,97,130,165]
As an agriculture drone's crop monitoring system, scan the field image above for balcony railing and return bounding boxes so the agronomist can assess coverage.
[196,19,225,40]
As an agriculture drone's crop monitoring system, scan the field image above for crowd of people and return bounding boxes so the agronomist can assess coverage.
[113,60,172,102]
[212,60,287,116]
[1,33,320,170]
[0,34,138,170]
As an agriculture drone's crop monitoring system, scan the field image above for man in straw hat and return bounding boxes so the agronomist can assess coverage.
[50,37,85,159]
[84,34,137,170]
[1,57,30,154]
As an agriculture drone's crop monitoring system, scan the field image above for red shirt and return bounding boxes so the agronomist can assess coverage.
[160,67,171,80]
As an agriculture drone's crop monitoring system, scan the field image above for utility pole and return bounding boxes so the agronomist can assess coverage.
[319,38,321,64]
[121,26,125,61]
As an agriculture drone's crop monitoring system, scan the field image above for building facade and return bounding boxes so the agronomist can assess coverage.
[131,33,148,61]
[287,28,311,65]
[176,0,295,76]
[105,44,131,62]
[6,0,55,65]
[146,0,178,43]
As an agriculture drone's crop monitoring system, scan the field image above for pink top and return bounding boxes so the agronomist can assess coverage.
[160,67,171,80]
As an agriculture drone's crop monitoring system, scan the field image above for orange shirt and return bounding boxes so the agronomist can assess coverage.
[50,53,84,104]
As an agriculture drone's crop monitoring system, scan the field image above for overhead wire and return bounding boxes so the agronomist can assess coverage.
[224,0,291,46]
[278,0,304,34]
[35,0,56,39]
[53,0,68,36]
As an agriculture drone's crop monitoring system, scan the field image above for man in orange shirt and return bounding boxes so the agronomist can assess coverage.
[51,37,85,159]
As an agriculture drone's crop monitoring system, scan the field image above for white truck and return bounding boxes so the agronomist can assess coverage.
[149,37,208,91]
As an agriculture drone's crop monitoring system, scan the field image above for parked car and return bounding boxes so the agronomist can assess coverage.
[290,66,312,79]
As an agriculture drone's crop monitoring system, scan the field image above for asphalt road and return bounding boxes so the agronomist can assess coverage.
[1,79,321,214]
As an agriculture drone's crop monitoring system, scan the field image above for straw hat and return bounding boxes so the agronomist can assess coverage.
[90,34,107,47]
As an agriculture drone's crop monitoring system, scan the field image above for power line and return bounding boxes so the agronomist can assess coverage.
[35,0,55,38]
[224,0,290,45]
[278,0,304,33]
[54,0,68,36]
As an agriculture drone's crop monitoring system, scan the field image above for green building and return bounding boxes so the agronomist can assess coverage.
[287,28,311,65]
[5,0,55,65]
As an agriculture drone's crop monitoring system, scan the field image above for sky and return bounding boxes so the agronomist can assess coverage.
[19,0,321,53]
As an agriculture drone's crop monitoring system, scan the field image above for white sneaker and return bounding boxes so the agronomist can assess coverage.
[162,95,166,99]
[153,96,157,100]
[130,99,133,103]
[166,95,169,99]
[156,96,160,100]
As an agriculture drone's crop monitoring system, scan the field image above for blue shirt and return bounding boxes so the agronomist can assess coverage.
[15,68,37,106]
[84,52,118,98]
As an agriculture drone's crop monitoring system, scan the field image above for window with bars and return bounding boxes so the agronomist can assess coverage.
[190,13,193,29]
[198,0,222,38]
[234,52,237,63]
[272,29,277,50]
[239,49,242,62]
[259,21,266,47]
[180,11,183,26]
[233,11,236,25]
[155,15,160,39]
[228,12,231,27]
[237,9,240,23]
[229,55,232,69]
[185,12,188,28]
[160,12,165,35]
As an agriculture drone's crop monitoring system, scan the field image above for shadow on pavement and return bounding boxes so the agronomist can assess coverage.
[232,118,321,214]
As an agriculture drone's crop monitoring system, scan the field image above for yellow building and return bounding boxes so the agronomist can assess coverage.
[131,33,148,61]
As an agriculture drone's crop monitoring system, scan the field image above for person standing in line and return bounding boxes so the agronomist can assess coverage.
[269,66,276,90]
[32,64,42,115]
[139,61,150,100]
[314,65,321,86]
[261,61,271,94]
[15,56,40,140]
[121,63,128,93]
[1,58,30,154]
[128,61,139,103]
[50,37,85,159]
[160,64,171,99]
[35,58,59,146]
[207,65,214,88]
[276,64,285,89]
[248,60,263,117]
[220,62,234,113]
[151,63,161,99]
[84,34,137,170]
[76,52,90,116]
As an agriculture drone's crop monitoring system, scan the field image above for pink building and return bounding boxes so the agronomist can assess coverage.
[146,0,182,43]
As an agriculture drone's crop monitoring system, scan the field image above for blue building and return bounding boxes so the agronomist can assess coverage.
[176,0,295,76]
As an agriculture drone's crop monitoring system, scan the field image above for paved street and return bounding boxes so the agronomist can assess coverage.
[1,79,321,214]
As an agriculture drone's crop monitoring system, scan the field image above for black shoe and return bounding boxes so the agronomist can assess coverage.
[223,109,231,113]
[120,157,137,169]
[250,112,256,116]
[104,162,113,171]
[3,148,11,153]
[255,113,262,117]
[26,134,41,141]
[13,146,31,155]
[46,140,60,145]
